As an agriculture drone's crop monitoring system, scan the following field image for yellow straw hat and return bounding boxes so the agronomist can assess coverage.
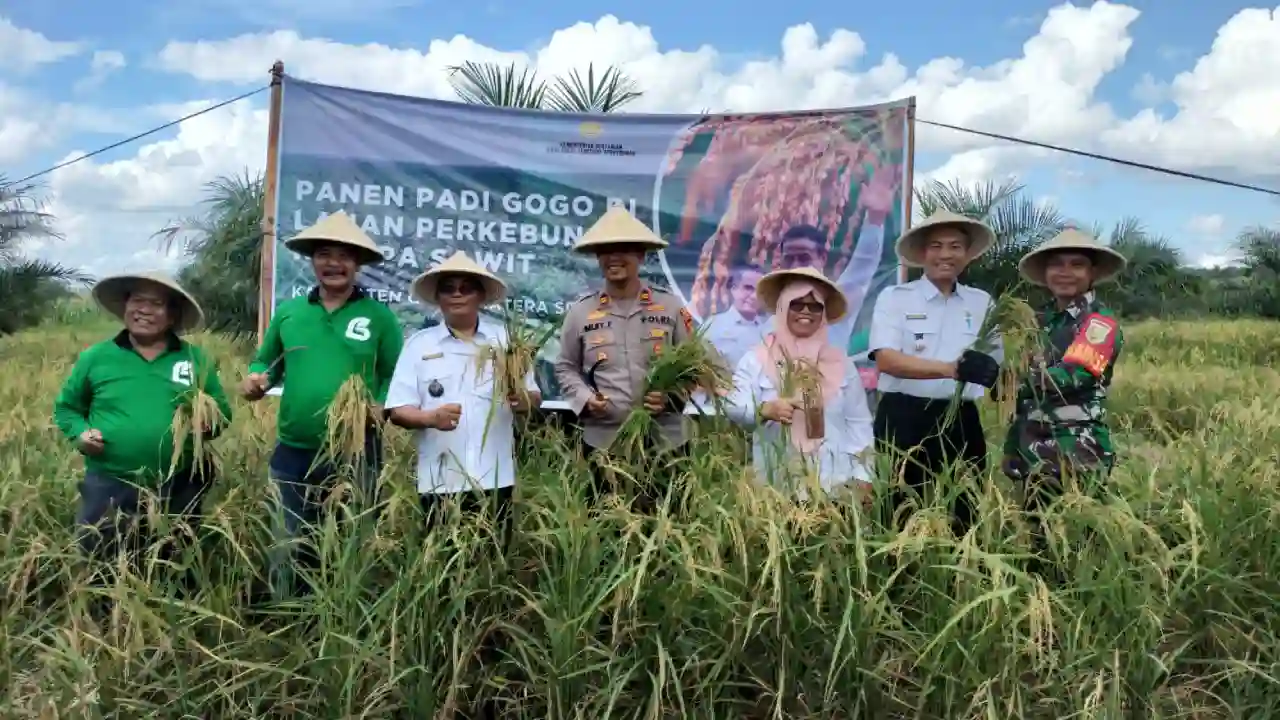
[1018,228,1127,286]
[755,266,848,322]
[285,211,385,265]
[411,251,507,306]
[92,271,204,334]
[895,210,996,268]
[572,206,668,254]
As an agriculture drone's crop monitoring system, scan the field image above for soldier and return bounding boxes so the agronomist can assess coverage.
[1001,229,1127,552]
[240,211,404,598]
[53,272,232,594]
[868,210,1003,537]
[553,206,701,510]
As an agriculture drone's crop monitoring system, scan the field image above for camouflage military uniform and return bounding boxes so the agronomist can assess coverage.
[1001,292,1122,501]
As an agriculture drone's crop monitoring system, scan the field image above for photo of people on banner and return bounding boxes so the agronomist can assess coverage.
[653,110,908,385]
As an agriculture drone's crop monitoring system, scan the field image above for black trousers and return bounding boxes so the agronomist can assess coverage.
[873,391,987,536]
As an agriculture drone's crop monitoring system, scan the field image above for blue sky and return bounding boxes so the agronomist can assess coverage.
[2,0,1277,275]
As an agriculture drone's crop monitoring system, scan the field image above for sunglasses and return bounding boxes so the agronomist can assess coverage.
[789,299,825,314]
[439,281,481,296]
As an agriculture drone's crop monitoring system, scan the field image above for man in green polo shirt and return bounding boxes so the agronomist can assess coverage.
[240,211,403,597]
[53,272,232,586]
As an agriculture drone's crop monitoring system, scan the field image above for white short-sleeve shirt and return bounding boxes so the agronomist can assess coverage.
[384,319,539,494]
[867,278,1004,401]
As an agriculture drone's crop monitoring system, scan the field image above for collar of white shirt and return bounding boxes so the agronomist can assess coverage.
[910,277,980,302]
[422,317,502,346]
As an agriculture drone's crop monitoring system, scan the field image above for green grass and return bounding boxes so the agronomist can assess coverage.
[0,311,1278,717]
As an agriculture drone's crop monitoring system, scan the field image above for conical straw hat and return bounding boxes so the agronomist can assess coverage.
[756,266,848,322]
[284,211,385,265]
[572,206,668,253]
[92,271,204,334]
[411,251,507,306]
[895,210,996,268]
[1018,228,1127,286]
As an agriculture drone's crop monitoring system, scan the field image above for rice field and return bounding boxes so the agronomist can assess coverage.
[1,311,1278,718]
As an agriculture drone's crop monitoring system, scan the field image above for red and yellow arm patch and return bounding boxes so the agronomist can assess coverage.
[1062,313,1119,377]
[679,307,694,335]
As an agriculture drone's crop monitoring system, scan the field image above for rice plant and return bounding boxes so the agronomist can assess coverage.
[0,308,1277,717]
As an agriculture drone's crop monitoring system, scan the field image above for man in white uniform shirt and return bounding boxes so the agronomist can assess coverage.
[868,210,1003,537]
[703,262,768,368]
[386,251,540,540]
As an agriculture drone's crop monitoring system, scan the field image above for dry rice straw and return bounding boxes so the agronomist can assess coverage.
[169,382,228,482]
[319,374,379,473]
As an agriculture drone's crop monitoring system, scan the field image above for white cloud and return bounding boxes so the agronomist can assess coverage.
[1186,213,1226,237]
[74,50,127,93]
[1130,72,1168,106]
[1101,7,1280,180]
[6,2,1277,278]
[0,16,83,71]
[1193,252,1242,269]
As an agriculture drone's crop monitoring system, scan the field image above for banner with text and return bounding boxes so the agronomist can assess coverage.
[271,76,913,404]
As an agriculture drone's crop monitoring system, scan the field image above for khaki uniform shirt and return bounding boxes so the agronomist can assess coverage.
[554,286,697,450]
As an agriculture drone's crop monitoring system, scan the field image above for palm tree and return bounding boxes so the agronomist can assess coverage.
[0,177,89,334]
[1082,216,1194,318]
[912,179,1067,297]
[447,61,643,112]
[1234,225,1280,318]
[153,171,264,337]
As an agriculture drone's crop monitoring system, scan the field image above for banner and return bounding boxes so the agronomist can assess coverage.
[270,76,913,407]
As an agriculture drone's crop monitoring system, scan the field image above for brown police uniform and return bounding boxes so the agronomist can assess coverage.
[555,285,697,450]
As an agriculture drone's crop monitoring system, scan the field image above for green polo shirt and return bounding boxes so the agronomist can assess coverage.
[249,286,404,450]
[52,330,234,484]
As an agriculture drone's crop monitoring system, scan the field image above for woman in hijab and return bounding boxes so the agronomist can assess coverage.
[726,267,875,502]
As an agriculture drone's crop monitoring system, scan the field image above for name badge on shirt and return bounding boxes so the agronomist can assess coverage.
[422,351,444,360]
[906,313,927,320]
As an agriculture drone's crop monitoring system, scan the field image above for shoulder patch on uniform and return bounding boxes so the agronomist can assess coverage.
[679,306,694,334]
[1062,312,1119,377]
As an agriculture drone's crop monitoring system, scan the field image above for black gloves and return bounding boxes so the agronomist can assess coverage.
[956,349,1000,388]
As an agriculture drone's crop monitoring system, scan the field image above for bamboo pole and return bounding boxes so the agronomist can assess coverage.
[899,97,917,284]
[257,60,285,339]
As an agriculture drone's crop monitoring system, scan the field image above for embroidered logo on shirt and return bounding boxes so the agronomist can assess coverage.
[171,360,193,386]
[345,317,372,342]
[427,379,444,397]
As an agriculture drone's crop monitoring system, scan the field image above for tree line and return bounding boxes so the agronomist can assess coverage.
[4,61,1277,336]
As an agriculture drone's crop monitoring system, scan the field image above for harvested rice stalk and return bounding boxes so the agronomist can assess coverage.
[480,309,558,404]
[943,289,1039,428]
[317,374,379,473]
[614,325,731,456]
[169,383,228,483]
[476,308,559,447]
[775,351,825,440]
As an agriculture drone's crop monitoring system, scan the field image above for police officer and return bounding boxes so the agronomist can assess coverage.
[1002,229,1127,561]
[868,210,1003,536]
[554,206,701,510]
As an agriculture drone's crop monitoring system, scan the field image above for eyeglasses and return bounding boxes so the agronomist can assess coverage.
[788,300,825,314]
